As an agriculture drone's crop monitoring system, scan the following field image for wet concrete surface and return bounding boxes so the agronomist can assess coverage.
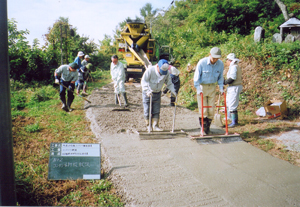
[86,82,300,206]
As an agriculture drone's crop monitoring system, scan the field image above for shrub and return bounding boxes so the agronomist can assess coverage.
[30,85,57,103]
[11,91,27,110]
[24,122,41,133]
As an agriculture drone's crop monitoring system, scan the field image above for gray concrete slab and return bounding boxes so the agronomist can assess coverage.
[86,84,300,206]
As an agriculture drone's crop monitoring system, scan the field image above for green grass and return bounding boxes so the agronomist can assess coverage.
[11,70,124,206]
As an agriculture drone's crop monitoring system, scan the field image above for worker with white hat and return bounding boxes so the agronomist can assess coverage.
[74,51,84,70]
[141,59,177,131]
[224,53,242,127]
[78,54,91,95]
[194,47,224,134]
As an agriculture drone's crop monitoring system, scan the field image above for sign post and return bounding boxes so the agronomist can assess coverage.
[0,0,17,205]
[48,143,101,180]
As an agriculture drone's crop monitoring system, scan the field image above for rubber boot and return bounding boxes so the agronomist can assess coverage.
[115,94,119,105]
[204,117,212,135]
[145,119,152,131]
[228,111,238,127]
[170,96,175,106]
[67,99,73,112]
[61,103,68,112]
[152,118,163,131]
[122,92,128,107]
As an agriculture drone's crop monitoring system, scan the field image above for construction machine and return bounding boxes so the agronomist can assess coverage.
[117,19,156,82]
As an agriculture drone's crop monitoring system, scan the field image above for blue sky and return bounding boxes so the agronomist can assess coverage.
[7,0,174,46]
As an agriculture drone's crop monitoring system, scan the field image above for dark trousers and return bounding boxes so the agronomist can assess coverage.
[143,91,161,119]
[60,80,74,107]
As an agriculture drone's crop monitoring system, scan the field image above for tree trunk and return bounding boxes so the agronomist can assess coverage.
[274,0,289,21]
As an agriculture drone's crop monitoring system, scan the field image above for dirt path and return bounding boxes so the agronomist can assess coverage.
[85,81,203,134]
[85,81,300,206]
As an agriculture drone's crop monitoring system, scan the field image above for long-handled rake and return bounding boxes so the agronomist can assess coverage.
[60,83,91,103]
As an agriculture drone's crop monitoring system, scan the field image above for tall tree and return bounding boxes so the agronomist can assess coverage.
[275,0,289,21]
[140,3,157,19]
[140,3,158,26]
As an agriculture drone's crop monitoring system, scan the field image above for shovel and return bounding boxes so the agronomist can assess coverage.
[214,94,223,127]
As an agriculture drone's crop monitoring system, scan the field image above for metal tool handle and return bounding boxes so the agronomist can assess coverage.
[117,93,122,106]
[217,93,221,114]
[171,95,178,133]
[200,92,204,136]
[60,83,91,103]
[148,94,152,133]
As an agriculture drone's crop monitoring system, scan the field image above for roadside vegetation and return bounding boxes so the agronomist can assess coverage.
[8,0,300,205]
[11,70,124,206]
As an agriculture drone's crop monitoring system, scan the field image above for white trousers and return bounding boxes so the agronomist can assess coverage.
[197,84,216,120]
[226,85,243,112]
[113,80,125,94]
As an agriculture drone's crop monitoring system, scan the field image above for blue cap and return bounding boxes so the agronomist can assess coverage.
[158,59,169,75]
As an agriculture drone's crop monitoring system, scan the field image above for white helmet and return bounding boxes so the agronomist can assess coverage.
[85,55,90,59]
[78,51,84,57]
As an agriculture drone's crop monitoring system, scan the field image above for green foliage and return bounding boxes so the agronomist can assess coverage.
[12,78,123,206]
[29,85,57,103]
[44,17,98,65]
[90,180,112,193]
[11,90,27,110]
[90,70,107,79]
[24,122,41,133]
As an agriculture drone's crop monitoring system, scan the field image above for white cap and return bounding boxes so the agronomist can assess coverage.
[78,51,84,57]
[226,53,236,60]
[210,47,221,58]
[85,55,90,59]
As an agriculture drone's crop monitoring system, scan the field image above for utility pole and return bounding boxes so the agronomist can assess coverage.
[0,0,17,205]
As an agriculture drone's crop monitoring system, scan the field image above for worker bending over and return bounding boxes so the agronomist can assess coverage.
[224,53,243,127]
[141,59,177,131]
[194,47,224,134]
[110,55,128,106]
[54,62,79,112]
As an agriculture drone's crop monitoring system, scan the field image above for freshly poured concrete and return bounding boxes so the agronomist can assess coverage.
[86,83,300,206]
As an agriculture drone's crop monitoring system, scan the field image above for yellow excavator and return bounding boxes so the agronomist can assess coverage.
[116,19,156,82]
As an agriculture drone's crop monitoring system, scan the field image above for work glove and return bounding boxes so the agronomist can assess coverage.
[55,79,59,85]
[146,90,152,97]
[197,90,203,95]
